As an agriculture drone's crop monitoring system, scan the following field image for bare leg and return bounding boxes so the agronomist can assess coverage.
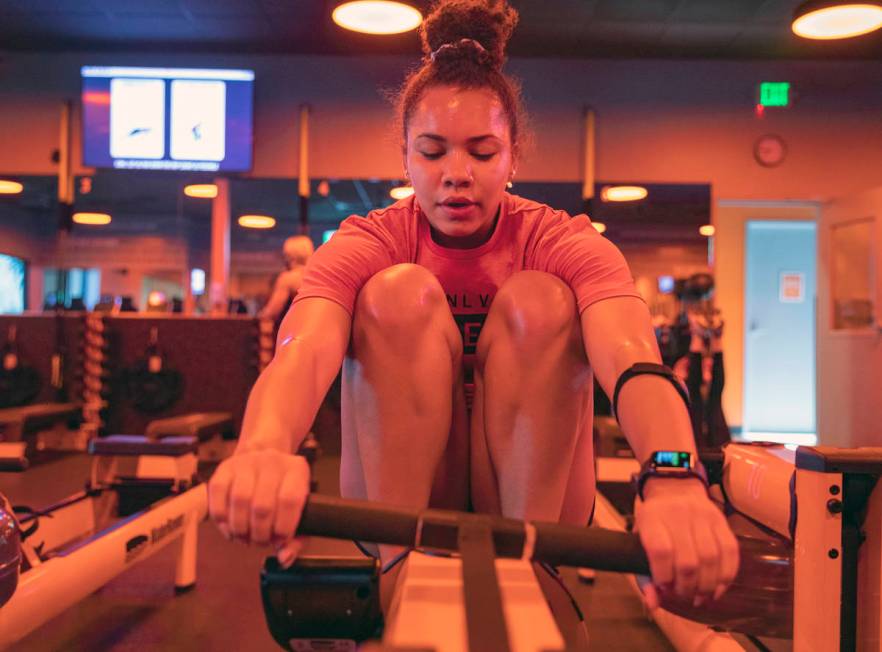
[340,264,469,582]
[471,271,595,525]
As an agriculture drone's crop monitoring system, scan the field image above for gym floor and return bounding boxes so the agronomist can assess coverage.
[2,453,674,651]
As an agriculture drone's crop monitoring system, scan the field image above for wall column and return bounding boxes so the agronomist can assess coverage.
[209,177,230,315]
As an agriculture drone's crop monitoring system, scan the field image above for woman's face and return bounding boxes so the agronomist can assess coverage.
[405,85,514,249]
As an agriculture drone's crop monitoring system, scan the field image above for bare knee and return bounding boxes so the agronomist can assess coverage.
[355,264,455,340]
[489,271,579,344]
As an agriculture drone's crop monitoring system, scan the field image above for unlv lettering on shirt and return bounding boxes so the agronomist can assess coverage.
[446,293,493,309]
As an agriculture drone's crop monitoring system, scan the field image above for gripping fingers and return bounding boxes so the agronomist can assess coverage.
[208,462,233,539]
[713,518,740,600]
[272,458,310,544]
[637,514,675,590]
[691,517,721,603]
[249,471,282,545]
[670,523,700,599]
[228,468,257,541]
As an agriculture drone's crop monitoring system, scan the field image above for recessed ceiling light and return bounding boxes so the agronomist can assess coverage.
[600,185,648,202]
[592,221,607,234]
[73,212,112,225]
[184,184,218,198]
[0,180,23,195]
[390,185,415,200]
[793,2,882,39]
[333,1,423,35]
[238,214,276,229]
[699,224,716,237]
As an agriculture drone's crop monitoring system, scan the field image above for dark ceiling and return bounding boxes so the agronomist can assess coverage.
[1,0,881,60]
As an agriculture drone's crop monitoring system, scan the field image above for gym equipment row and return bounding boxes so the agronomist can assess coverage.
[0,313,272,464]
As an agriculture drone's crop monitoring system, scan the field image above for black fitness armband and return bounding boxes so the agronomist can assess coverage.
[611,362,689,422]
[635,451,709,500]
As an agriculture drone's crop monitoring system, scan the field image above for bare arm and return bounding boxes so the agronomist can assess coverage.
[581,296,697,461]
[581,296,738,607]
[209,297,351,555]
[238,297,351,453]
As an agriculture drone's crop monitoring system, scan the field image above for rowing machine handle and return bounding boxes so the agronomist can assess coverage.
[297,493,650,575]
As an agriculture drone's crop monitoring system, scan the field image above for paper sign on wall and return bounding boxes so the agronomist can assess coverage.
[780,271,805,303]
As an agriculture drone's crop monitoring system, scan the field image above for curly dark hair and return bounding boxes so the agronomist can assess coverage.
[395,0,527,154]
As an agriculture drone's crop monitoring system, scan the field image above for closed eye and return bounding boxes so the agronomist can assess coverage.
[472,152,495,161]
[420,151,443,160]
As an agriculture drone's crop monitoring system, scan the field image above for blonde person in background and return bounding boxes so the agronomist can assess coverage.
[259,236,315,323]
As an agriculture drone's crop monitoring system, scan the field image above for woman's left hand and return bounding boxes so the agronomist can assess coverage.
[633,477,739,609]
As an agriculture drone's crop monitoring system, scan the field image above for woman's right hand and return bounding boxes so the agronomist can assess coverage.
[208,449,311,567]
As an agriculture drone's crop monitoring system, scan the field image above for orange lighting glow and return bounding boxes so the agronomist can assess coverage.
[793,2,882,39]
[0,180,23,195]
[82,91,111,106]
[601,185,648,202]
[332,1,422,34]
[147,291,167,307]
[184,184,218,198]
[700,225,716,237]
[390,185,415,200]
[592,222,607,234]
[73,212,112,225]
[238,214,276,229]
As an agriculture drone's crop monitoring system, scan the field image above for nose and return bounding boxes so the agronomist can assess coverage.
[441,151,473,189]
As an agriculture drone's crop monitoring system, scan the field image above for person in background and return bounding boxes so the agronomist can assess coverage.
[258,235,316,323]
[675,304,730,449]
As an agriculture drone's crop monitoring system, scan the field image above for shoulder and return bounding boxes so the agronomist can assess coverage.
[504,193,575,233]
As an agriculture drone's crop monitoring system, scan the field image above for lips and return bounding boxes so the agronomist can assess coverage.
[440,197,476,208]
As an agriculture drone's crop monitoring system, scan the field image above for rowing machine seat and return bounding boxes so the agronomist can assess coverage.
[144,412,234,442]
[89,435,198,457]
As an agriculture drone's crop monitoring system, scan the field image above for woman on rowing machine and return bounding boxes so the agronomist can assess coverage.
[209,0,738,611]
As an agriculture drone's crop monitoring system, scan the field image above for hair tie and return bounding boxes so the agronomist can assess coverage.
[429,38,489,64]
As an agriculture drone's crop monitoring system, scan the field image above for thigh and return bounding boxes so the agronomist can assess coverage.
[469,271,595,523]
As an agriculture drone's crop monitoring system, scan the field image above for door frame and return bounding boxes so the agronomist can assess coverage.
[714,199,820,436]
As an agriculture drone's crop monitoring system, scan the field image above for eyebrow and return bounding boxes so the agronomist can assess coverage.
[415,133,500,144]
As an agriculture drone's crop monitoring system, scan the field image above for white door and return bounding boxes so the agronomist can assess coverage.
[818,187,882,447]
[743,221,817,443]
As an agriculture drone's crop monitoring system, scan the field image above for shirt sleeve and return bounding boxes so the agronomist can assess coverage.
[293,212,404,316]
[526,210,643,314]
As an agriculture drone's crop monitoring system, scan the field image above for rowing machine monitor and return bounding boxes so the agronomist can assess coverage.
[260,556,382,650]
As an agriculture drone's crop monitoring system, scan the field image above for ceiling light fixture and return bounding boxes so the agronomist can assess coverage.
[238,214,276,229]
[592,222,607,234]
[184,184,219,199]
[390,185,414,200]
[600,185,648,202]
[699,225,716,237]
[0,180,23,195]
[792,1,882,39]
[73,212,112,225]
[333,1,423,35]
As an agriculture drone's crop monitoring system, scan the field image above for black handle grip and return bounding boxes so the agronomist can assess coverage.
[297,494,650,575]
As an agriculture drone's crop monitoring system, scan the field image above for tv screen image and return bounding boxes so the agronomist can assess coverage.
[0,254,26,314]
[82,66,254,172]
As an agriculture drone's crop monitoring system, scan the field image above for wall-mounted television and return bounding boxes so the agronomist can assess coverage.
[0,254,26,314]
[81,66,254,172]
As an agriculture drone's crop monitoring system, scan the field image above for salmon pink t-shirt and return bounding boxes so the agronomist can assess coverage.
[294,192,641,389]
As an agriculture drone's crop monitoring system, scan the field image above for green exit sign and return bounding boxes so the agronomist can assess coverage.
[760,82,790,107]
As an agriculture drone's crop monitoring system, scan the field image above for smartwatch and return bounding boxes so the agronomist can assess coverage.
[635,451,708,500]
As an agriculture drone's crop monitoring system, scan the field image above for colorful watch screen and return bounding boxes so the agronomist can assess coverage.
[652,451,691,469]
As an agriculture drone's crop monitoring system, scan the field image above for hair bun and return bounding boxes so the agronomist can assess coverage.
[421,0,519,70]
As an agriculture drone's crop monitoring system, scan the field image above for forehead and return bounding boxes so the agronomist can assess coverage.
[408,85,510,142]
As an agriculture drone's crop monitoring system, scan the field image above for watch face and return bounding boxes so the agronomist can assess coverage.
[652,451,692,468]
[754,134,786,167]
